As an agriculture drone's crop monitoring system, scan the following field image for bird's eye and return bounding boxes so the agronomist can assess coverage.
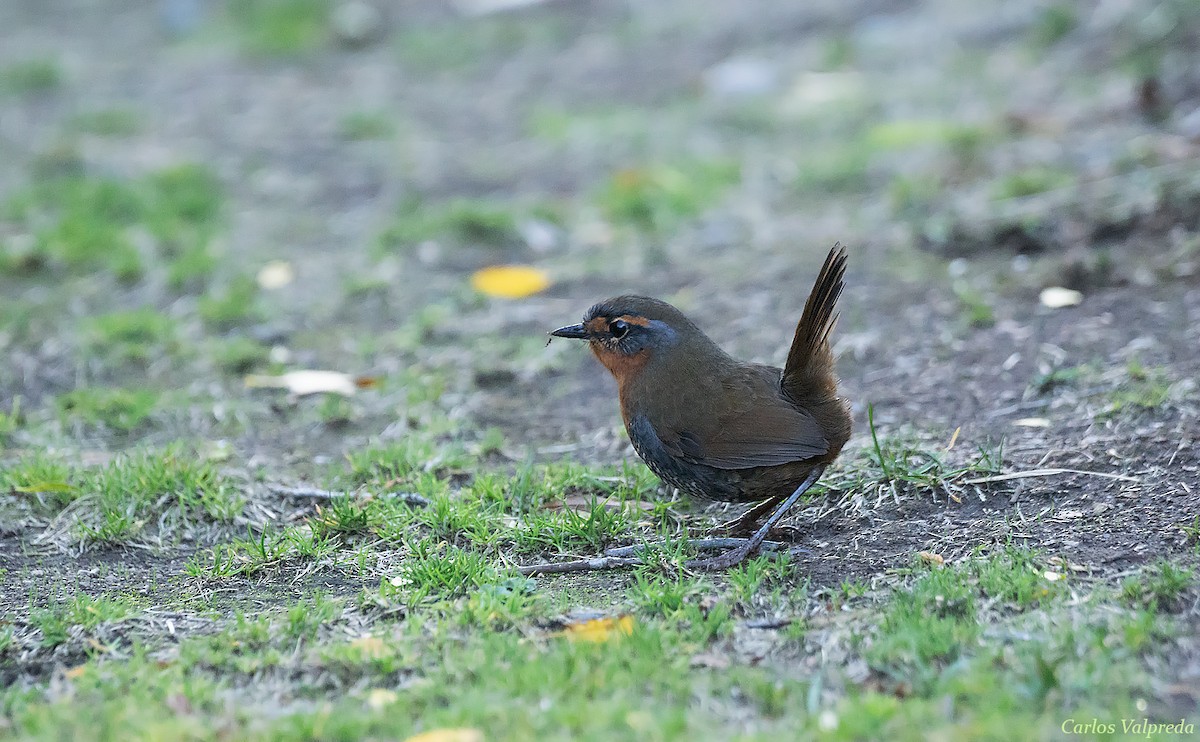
[609,319,630,339]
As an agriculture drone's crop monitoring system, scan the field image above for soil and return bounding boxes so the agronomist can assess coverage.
[0,0,1198,702]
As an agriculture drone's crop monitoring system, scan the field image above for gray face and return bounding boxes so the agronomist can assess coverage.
[600,317,679,356]
[549,312,679,356]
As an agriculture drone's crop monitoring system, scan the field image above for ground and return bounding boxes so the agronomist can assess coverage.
[1,0,1198,740]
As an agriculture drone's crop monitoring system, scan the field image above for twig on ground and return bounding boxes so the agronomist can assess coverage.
[517,556,644,575]
[517,537,806,575]
[601,538,789,558]
[961,468,1139,485]
[743,616,794,629]
[265,483,430,507]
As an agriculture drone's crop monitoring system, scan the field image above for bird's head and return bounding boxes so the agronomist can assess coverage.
[549,295,703,382]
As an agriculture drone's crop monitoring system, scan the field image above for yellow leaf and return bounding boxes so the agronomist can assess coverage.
[917,551,945,567]
[559,615,634,643]
[64,665,87,680]
[404,729,484,742]
[470,265,550,299]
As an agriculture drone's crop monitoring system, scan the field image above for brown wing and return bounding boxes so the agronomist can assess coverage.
[658,365,829,470]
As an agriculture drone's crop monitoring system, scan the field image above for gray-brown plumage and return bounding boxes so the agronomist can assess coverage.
[549,245,852,569]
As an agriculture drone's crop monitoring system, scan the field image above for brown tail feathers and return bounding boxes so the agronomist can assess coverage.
[782,244,847,401]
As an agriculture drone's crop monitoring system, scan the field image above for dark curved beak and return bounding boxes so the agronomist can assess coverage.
[549,323,588,340]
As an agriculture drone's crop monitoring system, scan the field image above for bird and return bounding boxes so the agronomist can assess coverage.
[548,244,851,570]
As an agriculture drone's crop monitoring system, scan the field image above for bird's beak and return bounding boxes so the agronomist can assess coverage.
[549,323,588,340]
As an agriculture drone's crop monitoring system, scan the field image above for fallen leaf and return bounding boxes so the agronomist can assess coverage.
[404,729,483,742]
[366,688,399,711]
[917,551,945,567]
[1013,417,1050,428]
[558,615,634,643]
[1039,286,1083,309]
[1043,570,1063,582]
[245,370,358,397]
[64,665,87,680]
[256,260,294,289]
[470,265,550,299]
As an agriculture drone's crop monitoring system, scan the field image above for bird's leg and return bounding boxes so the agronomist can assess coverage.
[686,466,825,571]
[714,494,785,537]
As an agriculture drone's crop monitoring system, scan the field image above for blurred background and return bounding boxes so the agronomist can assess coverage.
[1,0,1197,469]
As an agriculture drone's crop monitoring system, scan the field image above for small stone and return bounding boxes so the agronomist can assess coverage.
[703,57,779,99]
[518,218,561,253]
[331,2,384,48]
[1177,105,1200,141]
[160,0,202,35]
[256,260,294,290]
[1039,286,1082,308]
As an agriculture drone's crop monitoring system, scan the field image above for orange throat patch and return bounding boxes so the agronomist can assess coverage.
[590,345,650,385]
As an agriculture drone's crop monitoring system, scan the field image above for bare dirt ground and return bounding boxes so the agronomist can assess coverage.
[1,0,1198,737]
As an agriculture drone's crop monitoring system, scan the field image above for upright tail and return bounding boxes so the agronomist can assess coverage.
[781,244,847,402]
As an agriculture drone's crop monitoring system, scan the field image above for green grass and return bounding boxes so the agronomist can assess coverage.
[1,164,222,282]
[395,15,574,73]
[856,405,1003,498]
[377,197,525,252]
[3,445,1195,740]
[342,437,470,487]
[30,593,138,648]
[166,243,219,292]
[1031,363,1091,394]
[0,58,62,95]
[390,539,506,601]
[990,166,1074,200]
[56,387,161,434]
[595,160,741,234]
[0,452,76,515]
[81,309,178,364]
[4,548,1185,740]
[227,0,331,56]
[1028,3,1078,49]
[209,334,271,373]
[865,120,992,153]
[338,111,395,140]
[21,177,147,280]
[1105,359,1173,415]
[3,4,1198,738]
[951,281,995,328]
[1121,560,1194,612]
[68,108,141,137]
[184,525,329,579]
[6,445,244,544]
[198,275,262,329]
[148,163,223,239]
[0,396,21,444]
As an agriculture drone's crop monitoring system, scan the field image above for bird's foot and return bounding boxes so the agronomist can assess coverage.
[684,541,757,571]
